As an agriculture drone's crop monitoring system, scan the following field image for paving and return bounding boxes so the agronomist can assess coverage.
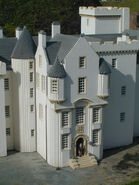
[0,138,139,185]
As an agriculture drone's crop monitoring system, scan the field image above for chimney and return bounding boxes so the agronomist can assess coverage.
[0,26,3,38]
[52,21,60,38]
[16,27,22,39]
[38,30,46,48]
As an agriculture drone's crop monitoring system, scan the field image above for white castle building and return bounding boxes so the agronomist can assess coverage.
[0,6,139,169]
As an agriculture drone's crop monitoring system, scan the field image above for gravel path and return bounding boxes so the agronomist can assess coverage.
[0,138,139,185]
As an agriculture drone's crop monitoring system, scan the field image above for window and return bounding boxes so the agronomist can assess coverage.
[78,77,86,94]
[76,107,84,125]
[31,129,35,137]
[41,75,45,92]
[79,57,86,68]
[120,112,125,121]
[29,61,33,69]
[137,52,139,65]
[93,107,100,123]
[30,88,33,97]
[121,86,126,95]
[30,72,33,82]
[92,129,99,145]
[5,106,10,117]
[30,105,34,112]
[39,55,42,67]
[6,128,10,136]
[36,72,40,88]
[4,78,9,90]
[51,79,58,93]
[62,134,69,149]
[112,58,117,68]
[62,112,69,127]
[39,104,43,119]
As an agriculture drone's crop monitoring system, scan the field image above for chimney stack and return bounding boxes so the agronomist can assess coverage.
[52,21,60,38]
[38,30,46,48]
[0,27,3,38]
[16,27,22,39]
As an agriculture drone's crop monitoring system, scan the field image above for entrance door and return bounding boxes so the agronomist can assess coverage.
[76,138,85,157]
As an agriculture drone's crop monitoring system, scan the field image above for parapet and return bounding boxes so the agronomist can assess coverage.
[79,6,129,17]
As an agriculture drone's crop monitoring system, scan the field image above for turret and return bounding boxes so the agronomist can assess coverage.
[97,58,111,98]
[48,58,66,103]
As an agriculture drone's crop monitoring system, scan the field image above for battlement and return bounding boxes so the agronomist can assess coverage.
[79,6,129,17]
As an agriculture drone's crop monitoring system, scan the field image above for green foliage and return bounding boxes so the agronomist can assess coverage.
[124,179,139,185]
[0,0,101,37]
[102,0,139,14]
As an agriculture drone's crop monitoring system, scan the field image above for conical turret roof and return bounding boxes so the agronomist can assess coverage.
[11,26,36,59]
[48,58,66,78]
[99,58,111,75]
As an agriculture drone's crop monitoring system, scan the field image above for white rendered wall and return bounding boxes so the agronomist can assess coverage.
[99,52,136,149]
[5,71,14,150]
[79,7,129,34]
[12,59,36,152]
[0,62,7,157]
[35,43,48,160]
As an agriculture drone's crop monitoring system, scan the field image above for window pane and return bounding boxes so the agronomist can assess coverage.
[4,78,9,90]
[62,134,69,149]
[120,112,125,121]
[30,88,33,97]
[5,106,10,117]
[51,79,58,93]
[79,57,86,68]
[93,108,100,123]
[62,112,69,127]
[92,130,99,145]
[121,86,126,95]
[78,77,86,93]
[6,128,10,136]
[76,107,84,124]
[112,59,117,68]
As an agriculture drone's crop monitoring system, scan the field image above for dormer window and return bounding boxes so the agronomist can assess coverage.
[78,77,86,94]
[112,58,117,68]
[79,57,86,68]
[29,61,33,69]
[51,79,58,93]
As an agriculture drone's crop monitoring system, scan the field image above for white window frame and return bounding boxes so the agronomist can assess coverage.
[112,58,117,68]
[30,88,33,98]
[93,107,101,123]
[4,78,9,90]
[29,61,33,69]
[92,129,100,145]
[120,112,125,122]
[61,111,70,128]
[61,134,70,150]
[31,129,35,137]
[30,72,33,82]
[121,86,126,96]
[5,105,10,117]
[78,77,86,94]
[6,128,10,136]
[76,107,85,125]
[51,79,58,94]
[79,56,86,68]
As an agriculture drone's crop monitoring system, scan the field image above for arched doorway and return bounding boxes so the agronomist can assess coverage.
[74,135,88,157]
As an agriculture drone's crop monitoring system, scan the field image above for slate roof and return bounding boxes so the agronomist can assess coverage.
[11,26,36,59]
[48,58,66,78]
[99,58,111,75]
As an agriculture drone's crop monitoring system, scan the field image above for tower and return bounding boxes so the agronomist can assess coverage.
[11,26,36,152]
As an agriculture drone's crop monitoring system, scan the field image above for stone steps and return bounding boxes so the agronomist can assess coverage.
[69,155,98,170]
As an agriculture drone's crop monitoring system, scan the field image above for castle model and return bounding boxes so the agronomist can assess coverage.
[0,6,139,169]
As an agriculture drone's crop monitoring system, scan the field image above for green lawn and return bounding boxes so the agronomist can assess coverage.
[102,0,139,14]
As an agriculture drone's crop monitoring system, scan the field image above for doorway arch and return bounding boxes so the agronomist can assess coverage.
[74,135,88,157]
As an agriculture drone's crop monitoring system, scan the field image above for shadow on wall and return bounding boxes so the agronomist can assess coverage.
[103,137,139,159]
[103,55,135,149]
[12,71,21,152]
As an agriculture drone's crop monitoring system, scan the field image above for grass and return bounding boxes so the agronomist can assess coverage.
[102,0,139,14]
